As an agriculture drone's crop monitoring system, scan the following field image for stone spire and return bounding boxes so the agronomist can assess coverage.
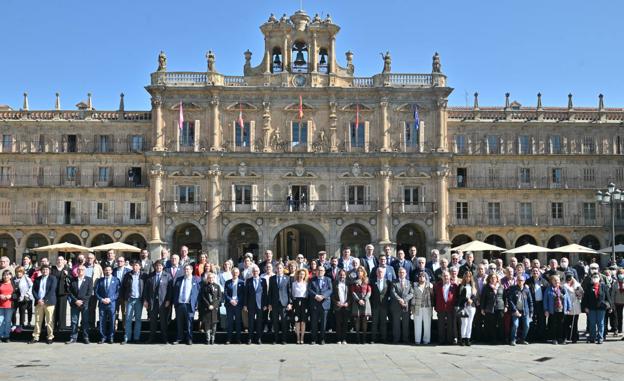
[598,94,604,111]
[504,93,510,110]
[87,93,93,111]
[119,93,125,112]
[55,92,61,110]
[536,93,542,111]
[22,92,29,111]
[567,93,574,110]
[473,92,479,111]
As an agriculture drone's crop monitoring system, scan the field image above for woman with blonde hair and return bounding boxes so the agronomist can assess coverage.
[351,266,371,343]
[291,269,309,344]
[458,271,477,346]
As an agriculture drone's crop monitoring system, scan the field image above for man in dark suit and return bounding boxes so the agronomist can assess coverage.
[95,264,121,344]
[102,250,116,269]
[268,262,292,344]
[370,267,391,343]
[29,265,58,344]
[172,264,200,345]
[143,260,172,344]
[391,267,414,344]
[360,244,378,276]
[258,250,278,274]
[316,251,332,272]
[458,252,477,279]
[392,250,414,281]
[139,249,153,275]
[224,267,245,344]
[244,265,268,344]
[308,266,332,344]
[433,258,449,282]
[165,254,183,281]
[66,265,93,344]
[328,256,340,282]
[121,261,145,344]
[113,257,131,330]
[338,247,354,271]
[411,256,434,282]
[426,249,441,274]
[370,254,396,283]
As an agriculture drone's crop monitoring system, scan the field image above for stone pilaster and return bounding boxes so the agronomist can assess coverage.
[377,164,392,245]
[433,165,450,248]
[152,96,165,151]
[380,99,391,152]
[148,163,165,259]
[210,96,221,151]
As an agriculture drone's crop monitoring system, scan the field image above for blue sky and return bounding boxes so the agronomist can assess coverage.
[1,0,622,110]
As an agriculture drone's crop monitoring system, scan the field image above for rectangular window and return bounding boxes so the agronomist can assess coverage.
[98,167,109,182]
[583,168,595,183]
[178,185,195,204]
[457,168,467,188]
[131,135,144,152]
[67,134,77,152]
[97,135,111,153]
[456,202,468,220]
[66,166,77,181]
[583,202,596,221]
[551,168,562,186]
[128,167,142,187]
[96,202,108,220]
[405,121,419,147]
[488,168,499,185]
[0,166,11,185]
[551,202,563,219]
[350,123,365,148]
[235,122,250,147]
[403,187,419,205]
[582,136,595,154]
[518,135,531,154]
[348,185,365,205]
[0,200,10,225]
[291,121,308,147]
[235,185,252,205]
[615,203,624,222]
[616,168,624,182]
[455,135,466,153]
[520,202,533,225]
[487,135,499,154]
[519,168,531,184]
[550,135,562,154]
[129,202,141,220]
[180,121,195,147]
[488,202,501,224]
[2,135,12,152]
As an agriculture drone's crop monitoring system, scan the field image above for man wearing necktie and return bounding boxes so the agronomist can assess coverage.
[244,265,268,344]
[309,266,332,344]
[391,267,414,344]
[224,267,245,344]
[67,265,93,344]
[144,260,172,344]
[371,267,391,343]
[173,264,199,345]
[95,264,120,344]
[268,263,292,344]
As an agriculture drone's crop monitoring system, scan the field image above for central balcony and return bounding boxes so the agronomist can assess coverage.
[220,199,379,214]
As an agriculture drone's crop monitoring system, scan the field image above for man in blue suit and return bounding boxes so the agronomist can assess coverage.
[95,263,120,344]
[244,265,268,344]
[172,264,200,345]
[392,250,414,281]
[370,254,397,283]
[224,267,245,344]
[309,266,332,344]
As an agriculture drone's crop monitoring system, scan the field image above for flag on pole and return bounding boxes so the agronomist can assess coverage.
[355,102,360,131]
[298,95,304,122]
[237,102,244,128]
[413,104,420,132]
[178,101,184,130]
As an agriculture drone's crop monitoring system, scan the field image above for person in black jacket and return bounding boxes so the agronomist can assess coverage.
[121,261,145,344]
[50,255,71,331]
[268,262,292,344]
[583,273,613,344]
[143,260,172,344]
[199,271,222,344]
[507,274,533,345]
[525,267,549,342]
[480,273,505,344]
[66,265,93,344]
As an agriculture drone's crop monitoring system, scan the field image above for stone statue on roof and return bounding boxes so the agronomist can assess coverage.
[157,51,167,72]
[432,52,441,73]
[206,50,216,72]
[381,51,391,73]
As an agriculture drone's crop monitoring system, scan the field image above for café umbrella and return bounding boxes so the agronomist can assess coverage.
[503,243,553,255]
[31,242,92,253]
[451,240,506,252]
[549,243,599,254]
[89,241,142,253]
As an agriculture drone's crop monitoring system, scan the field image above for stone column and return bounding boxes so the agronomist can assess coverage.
[210,96,220,151]
[329,36,336,74]
[152,96,165,151]
[329,100,338,152]
[436,99,448,152]
[380,99,391,152]
[378,164,392,246]
[148,163,165,259]
[433,166,450,248]
[310,33,318,73]
[262,101,272,152]
[206,164,222,264]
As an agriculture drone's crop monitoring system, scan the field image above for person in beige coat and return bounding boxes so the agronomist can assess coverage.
[411,271,434,344]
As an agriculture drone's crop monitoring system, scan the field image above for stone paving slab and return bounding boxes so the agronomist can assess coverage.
[1,339,624,380]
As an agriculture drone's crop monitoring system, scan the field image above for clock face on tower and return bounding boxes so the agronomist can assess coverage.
[293,74,307,87]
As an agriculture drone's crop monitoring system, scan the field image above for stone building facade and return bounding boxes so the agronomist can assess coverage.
[0,11,623,266]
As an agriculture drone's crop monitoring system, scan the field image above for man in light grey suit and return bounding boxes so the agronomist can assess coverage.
[391,267,413,344]
[268,262,292,344]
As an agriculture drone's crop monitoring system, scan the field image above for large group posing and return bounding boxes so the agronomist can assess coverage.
[0,244,623,347]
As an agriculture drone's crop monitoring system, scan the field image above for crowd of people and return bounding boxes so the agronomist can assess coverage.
[0,245,623,347]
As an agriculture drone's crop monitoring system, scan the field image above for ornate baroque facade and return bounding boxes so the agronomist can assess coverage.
[1,11,623,265]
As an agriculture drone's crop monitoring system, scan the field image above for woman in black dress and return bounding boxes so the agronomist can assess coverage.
[199,272,223,344]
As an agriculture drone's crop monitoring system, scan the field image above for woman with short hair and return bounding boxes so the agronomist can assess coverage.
[544,275,571,345]
[292,269,309,344]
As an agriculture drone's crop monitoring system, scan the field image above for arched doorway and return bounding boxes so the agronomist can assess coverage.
[515,235,537,261]
[451,234,472,248]
[580,235,601,264]
[484,234,506,262]
[25,233,49,263]
[340,224,372,258]
[91,234,114,261]
[123,233,148,261]
[227,223,259,263]
[58,233,82,245]
[547,234,569,261]
[396,224,426,260]
[274,224,326,261]
[173,223,203,260]
[0,234,16,264]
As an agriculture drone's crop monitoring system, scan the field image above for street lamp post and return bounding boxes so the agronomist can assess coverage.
[596,182,622,265]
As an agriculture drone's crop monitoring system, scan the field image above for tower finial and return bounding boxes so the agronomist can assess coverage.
[504,93,510,110]
[567,93,573,110]
[23,92,29,111]
[536,92,542,110]
[119,93,125,112]
[55,92,61,110]
[473,92,479,111]
[598,93,604,111]
[87,93,93,111]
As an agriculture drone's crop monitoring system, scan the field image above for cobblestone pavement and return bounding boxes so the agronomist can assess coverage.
[1,337,623,381]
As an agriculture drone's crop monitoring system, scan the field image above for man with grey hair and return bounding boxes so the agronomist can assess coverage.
[411,257,434,282]
[360,244,378,275]
[0,256,14,276]
[85,253,103,329]
[244,265,267,344]
[426,249,440,273]
[459,252,477,279]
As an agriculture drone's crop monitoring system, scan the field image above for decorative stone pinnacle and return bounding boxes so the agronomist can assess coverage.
[22,92,29,111]
[504,93,510,110]
[568,93,574,110]
[119,93,125,111]
[536,93,542,110]
[55,92,61,110]
[598,94,604,111]
[473,92,479,110]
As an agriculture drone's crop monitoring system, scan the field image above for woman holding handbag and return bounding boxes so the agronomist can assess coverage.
[457,271,477,346]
